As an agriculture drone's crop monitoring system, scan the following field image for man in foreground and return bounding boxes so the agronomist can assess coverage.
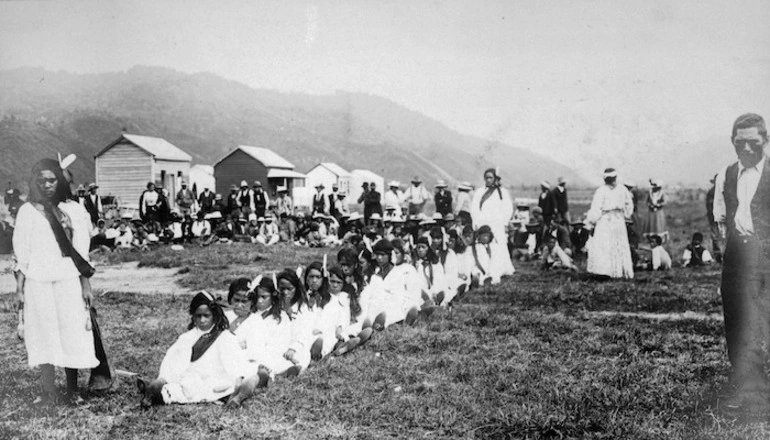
[713,113,770,415]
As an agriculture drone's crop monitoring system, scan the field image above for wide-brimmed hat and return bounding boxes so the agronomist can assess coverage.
[443,213,455,221]
[348,212,362,222]
[370,213,382,221]
[411,176,422,183]
[277,185,287,192]
[240,180,248,187]
[248,213,258,222]
[419,217,436,226]
[432,212,443,221]
[253,180,262,187]
[388,180,400,188]
[457,181,472,191]
[88,183,99,190]
[557,177,566,185]
[258,216,266,222]
[650,179,663,188]
[76,184,86,192]
[435,179,447,188]
[214,194,223,200]
[540,181,551,189]
[230,184,238,190]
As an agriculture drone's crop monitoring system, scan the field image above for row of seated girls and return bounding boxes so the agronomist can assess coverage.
[137,224,509,408]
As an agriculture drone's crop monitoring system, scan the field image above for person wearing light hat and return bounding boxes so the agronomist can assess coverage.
[256,214,280,246]
[643,179,668,243]
[197,186,215,214]
[175,180,195,217]
[455,181,473,228]
[335,191,349,219]
[252,180,269,219]
[275,186,293,218]
[383,181,403,215]
[584,168,634,279]
[311,183,327,217]
[553,177,570,225]
[538,180,556,226]
[328,183,341,220]
[405,176,431,216]
[84,182,103,226]
[434,180,453,217]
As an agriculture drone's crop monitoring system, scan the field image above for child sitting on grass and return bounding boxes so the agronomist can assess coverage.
[648,235,671,271]
[682,232,713,267]
[137,291,256,408]
[540,235,578,271]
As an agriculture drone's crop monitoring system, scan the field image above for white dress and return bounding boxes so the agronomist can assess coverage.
[470,186,515,278]
[13,201,98,369]
[158,327,251,404]
[316,293,351,356]
[241,311,296,376]
[348,264,421,333]
[585,184,634,278]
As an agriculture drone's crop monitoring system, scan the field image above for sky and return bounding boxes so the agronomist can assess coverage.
[1,0,769,183]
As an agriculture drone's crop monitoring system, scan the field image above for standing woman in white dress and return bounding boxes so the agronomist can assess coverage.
[584,168,635,279]
[14,158,99,405]
[470,168,515,278]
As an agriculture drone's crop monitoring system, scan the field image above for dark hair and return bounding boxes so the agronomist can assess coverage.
[650,234,663,246]
[414,236,438,265]
[732,113,767,140]
[28,158,73,204]
[429,226,443,239]
[448,229,467,253]
[276,268,308,312]
[188,291,229,331]
[255,277,283,322]
[227,277,252,303]
[304,261,331,308]
[692,232,703,242]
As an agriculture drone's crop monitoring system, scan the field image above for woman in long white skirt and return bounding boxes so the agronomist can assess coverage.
[14,158,98,406]
[585,168,635,279]
[470,168,515,278]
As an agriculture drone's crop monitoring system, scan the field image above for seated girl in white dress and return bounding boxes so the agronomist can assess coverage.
[311,266,351,359]
[443,230,471,305]
[413,236,450,307]
[137,291,256,408]
[469,225,501,286]
[240,276,299,381]
[276,269,315,373]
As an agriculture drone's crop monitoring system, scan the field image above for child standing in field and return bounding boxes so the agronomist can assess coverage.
[138,291,254,406]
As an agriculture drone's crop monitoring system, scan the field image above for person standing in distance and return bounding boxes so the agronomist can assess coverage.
[712,113,770,414]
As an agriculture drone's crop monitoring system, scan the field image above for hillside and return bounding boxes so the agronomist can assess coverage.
[0,66,587,192]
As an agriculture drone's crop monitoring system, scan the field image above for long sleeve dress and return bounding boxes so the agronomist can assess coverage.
[585,184,634,279]
[240,311,296,377]
[470,187,515,279]
[157,327,252,404]
[643,190,668,242]
[13,201,98,369]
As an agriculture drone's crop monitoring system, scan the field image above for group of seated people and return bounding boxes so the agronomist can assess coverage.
[137,227,508,407]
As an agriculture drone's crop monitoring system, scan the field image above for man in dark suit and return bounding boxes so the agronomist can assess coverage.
[538,181,556,226]
[83,183,103,226]
[553,177,570,225]
[328,183,340,219]
[713,113,770,414]
[363,182,382,224]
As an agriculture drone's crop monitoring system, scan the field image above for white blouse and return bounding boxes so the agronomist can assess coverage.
[13,201,92,282]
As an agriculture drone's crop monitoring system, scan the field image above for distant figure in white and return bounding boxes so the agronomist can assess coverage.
[470,168,515,281]
[584,168,634,279]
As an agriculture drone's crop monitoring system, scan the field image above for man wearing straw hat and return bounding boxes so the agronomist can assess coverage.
[405,176,431,216]
[455,181,473,228]
[434,180,453,217]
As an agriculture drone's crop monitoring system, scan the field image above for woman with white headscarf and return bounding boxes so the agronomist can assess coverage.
[584,168,634,279]
[470,168,515,279]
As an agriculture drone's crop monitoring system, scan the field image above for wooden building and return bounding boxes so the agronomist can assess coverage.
[305,162,351,195]
[95,134,192,208]
[213,145,306,197]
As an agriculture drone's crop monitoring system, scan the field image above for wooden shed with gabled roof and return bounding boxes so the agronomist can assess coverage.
[214,145,306,197]
[95,134,192,208]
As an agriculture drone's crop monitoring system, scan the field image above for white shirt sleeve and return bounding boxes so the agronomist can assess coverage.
[712,167,727,225]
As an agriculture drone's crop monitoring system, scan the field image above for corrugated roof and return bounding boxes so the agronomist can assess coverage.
[235,145,295,169]
[318,162,350,177]
[96,134,192,162]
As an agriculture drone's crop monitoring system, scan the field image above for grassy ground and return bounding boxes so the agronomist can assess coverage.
[1,202,768,439]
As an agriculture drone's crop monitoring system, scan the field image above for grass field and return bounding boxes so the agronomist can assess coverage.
[1,201,769,439]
